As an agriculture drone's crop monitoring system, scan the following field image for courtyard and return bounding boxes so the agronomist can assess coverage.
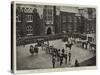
[16,39,96,70]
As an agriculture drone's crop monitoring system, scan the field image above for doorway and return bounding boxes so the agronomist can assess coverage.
[47,27,52,35]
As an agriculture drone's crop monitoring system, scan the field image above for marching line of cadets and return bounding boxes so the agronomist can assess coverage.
[51,48,72,68]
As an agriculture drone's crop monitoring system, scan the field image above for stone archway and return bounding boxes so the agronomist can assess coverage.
[47,27,52,35]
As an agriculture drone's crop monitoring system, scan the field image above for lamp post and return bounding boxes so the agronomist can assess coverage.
[79,9,84,34]
[75,13,80,33]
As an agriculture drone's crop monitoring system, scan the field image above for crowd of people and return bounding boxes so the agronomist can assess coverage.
[28,38,80,68]
[28,40,74,68]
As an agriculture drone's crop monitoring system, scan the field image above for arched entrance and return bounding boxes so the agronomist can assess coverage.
[47,27,52,35]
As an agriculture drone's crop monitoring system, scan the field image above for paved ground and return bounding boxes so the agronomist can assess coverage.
[79,56,96,66]
[16,39,96,70]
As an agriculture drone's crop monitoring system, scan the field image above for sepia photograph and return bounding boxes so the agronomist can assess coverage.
[11,2,96,73]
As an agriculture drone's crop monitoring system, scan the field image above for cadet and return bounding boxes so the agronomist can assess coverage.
[52,56,56,68]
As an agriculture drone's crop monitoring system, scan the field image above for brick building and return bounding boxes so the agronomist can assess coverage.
[16,4,96,39]
[16,4,44,38]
